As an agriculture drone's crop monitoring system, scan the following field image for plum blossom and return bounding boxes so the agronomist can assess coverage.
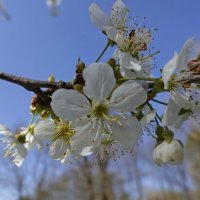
[51,63,147,157]
[114,49,152,78]
[162,37,200,127]
[113,21,153,78]
[153,139,184,165]
[34,120,74,163]
[89,0,128,42]
[0,125,27,167]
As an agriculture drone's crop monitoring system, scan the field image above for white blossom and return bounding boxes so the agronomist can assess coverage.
[114,49,152,78]
[34,120,74,164]
[162,37,200,127]
[153,139,184,166]
[89,0,128,42]
[0,125,27,167]
[51,63,147,157]
[162,37,200,109]
[113,22,153,78]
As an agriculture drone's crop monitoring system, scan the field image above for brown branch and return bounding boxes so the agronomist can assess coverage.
[0,72,73,103]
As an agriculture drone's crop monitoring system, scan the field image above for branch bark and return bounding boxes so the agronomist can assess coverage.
[0,72,73,102]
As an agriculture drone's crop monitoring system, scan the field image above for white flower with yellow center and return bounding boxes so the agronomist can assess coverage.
[153,139,184,166]
[89,0,128,42]
[34,120,74,163]
[162,37,200,127]
[0,125,27,167]
[113,21,153,77]
[51,63,147,157]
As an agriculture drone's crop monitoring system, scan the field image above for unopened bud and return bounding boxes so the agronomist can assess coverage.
[48,75,55,82]
[76,61,86,73]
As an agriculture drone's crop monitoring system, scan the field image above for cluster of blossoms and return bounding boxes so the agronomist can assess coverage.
[0,0,200,167]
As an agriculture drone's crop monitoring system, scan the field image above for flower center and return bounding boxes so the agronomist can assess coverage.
[92,104,109,118]
[15,133,26,144]
[54,122,75,143]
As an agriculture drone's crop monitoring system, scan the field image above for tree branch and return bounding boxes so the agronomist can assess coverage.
[0,72,73,102]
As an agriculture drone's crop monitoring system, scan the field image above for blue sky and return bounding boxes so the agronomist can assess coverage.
[0,0,200,129]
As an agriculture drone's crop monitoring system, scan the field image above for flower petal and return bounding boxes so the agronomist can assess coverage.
[162,98,181,126]
[89,3,109,31]
[16,144,27,158]
[140,110,156,128]
[61,149,71,164]
[110,80,147,112]
[108,116,142,149]
[162,52,178,89]
[83,63,116,102]
[153,140,184,165]
[117,50,142,72]
[13,156,25,167]
[51,89,91,121]
[171,91,200,112]
[0,124,13,136]
[177,37,195,72]
[71,117,102,156]
[105,26,118,42]
[34,119,55,140]
[110,0,128,26]
[25,133,43,151]
[49,140,67,160]
[162,97,189,129]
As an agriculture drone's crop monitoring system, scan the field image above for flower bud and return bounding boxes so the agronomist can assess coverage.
[76,61,86,74]
[153,139,184,166]
[48,75,55,82]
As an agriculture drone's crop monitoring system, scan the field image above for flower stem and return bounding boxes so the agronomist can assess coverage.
[25,114,35,135]
[95,42,110,62]
[141,50,160,61]
[151,99,168,106]
[156,114,162,122]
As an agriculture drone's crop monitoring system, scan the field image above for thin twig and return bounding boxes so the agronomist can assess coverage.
[151,99,168,106]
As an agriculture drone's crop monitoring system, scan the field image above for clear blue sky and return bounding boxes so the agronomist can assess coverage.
[0,0,200,129]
